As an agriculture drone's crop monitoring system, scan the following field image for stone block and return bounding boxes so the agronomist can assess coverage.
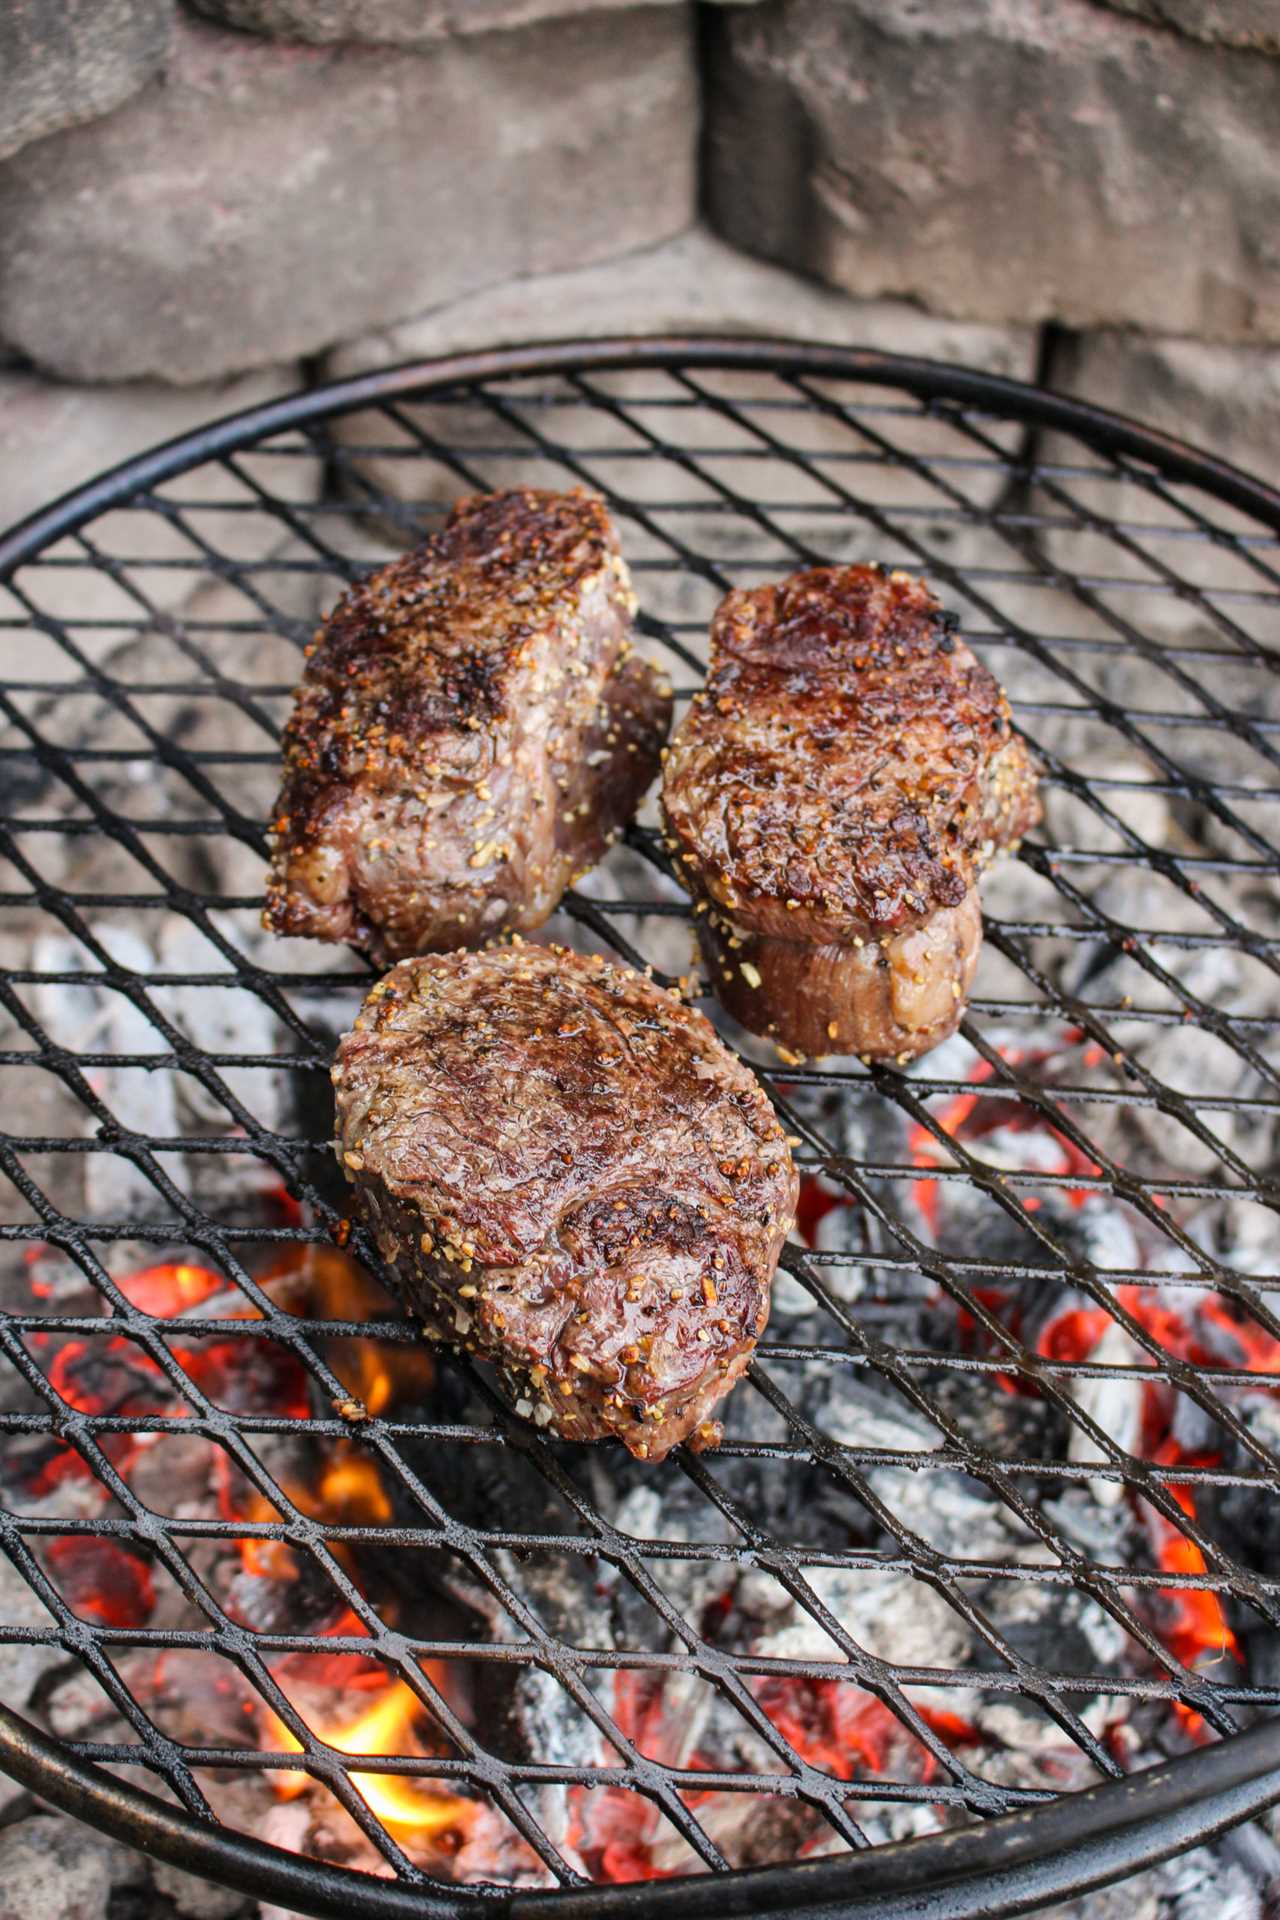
[188,0,755,43]
[0,363,319,660]
[0,9,698,385]
[1034,327,1280,641]
[1102,0,1280,54]
[0,0,171,163]
[704,0,1280,344]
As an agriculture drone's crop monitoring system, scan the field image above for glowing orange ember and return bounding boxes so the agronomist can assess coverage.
[113,1262,227,1316]
[1034,1286,1249,1725]
[795,1177,854,1248]
[909,1040,1104,1237]
[45,1537,155,1628]
[1144,1450,1239,1680]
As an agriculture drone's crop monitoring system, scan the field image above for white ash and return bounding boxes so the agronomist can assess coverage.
[150,1857,249,1919]
[759,1561,970,1679]
[33,921,188,1220]
[0,1555,65,1811]
[1065,1318,1147,1507]
[979,1565,1133,1677]
[967,1699,1105,1793]
[1057,869,1254,1039]
[149,910,286,1133]
[1040,753,1173,858]
[1043,1484,1137,1563]
[29,911,304,1227]
[1178,1197,1280,1279]
[1153,1842,1269,1920]
[0,1813,147,1920]
[1039,1872,1163,1920]
[817,1375,1026,1563]
[1127,1026,1249,1177]
[549,839,696,990]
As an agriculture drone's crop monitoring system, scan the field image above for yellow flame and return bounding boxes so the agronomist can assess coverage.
[314,1448,393,1526]
[267,1681,470,1837]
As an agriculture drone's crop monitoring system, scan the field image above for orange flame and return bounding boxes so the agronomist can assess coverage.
[266,1676,471,1837]
[256,1244,435,1417]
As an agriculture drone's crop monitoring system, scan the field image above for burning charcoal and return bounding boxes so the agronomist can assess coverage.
[973,1571,1132,1697]
[1201,1399,1280,1590]
[816,1373,1026,1562]
[923,1367,1063,1464]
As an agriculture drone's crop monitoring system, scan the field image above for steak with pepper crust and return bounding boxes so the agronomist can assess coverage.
[264,489,671,965]
[332,943,797,1461]
[662,564,1039,1061]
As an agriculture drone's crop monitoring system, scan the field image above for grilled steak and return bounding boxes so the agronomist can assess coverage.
[332,943,797,1461]
[662,564,1039,1061]
[264,489,671,965]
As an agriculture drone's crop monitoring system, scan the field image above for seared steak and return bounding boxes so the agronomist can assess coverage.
[332,943,797,1461]
[662,564,1039,1061]
[264,489,671,965]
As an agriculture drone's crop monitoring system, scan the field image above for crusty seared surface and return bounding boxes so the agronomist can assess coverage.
[332,943,797,1462]
[662,564,1039,1061]
[264,489,671,965]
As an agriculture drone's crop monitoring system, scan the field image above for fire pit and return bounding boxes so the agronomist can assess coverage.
[0,338,1278,1918]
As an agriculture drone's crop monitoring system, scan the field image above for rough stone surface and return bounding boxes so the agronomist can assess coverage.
[321,225,1036,583]
[1051,327,1280,477]
[150,1858,251,1917]
[188,0,754,44]
[323,225,1035,376]
[1036,327,1280,637]
[0,0,172,163]
[0,1815,144,1920]
[0,362,318,654]
[1099,0,1280,53]
[0,1552,62,1749]
[0,10,698,386]
[705,0,1280,344]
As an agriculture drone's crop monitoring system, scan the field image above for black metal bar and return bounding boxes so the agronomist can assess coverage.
[0,1697,1276,1920]
[5,335,1280,572]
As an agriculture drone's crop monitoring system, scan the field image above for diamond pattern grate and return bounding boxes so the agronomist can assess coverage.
[0,341,1277,1911]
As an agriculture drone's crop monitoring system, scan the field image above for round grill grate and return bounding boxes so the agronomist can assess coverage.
[0,339,1278,1918]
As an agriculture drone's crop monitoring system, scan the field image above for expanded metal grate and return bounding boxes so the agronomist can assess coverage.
[0,339,1279,1919]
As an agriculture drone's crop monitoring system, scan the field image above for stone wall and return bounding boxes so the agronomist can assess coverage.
[1,0,1277,560]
